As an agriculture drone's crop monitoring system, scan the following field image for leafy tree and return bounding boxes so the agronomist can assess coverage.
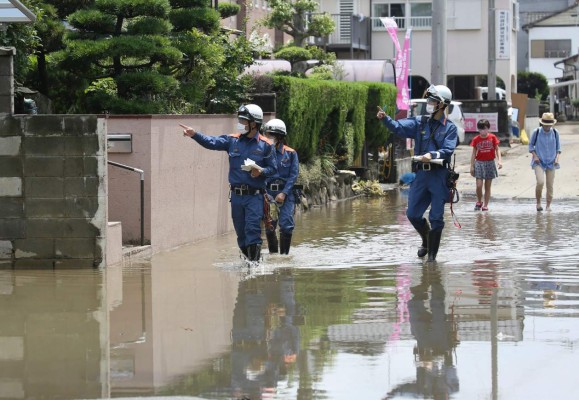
[0,1,42,84]
[218,2,240,19]
[168,0,252,114]
[60,0,183,113]
[12,0,252,114]
[45,0,95,19]
[517,71,549,101]
[261,0,335,47]
[274,46,311,65]
[202,35,255,114]
[30,2,66,94]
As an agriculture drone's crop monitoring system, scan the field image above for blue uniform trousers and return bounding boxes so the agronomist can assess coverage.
[267,191,295,235]
[231,193,264,248]
[407,168,449,233]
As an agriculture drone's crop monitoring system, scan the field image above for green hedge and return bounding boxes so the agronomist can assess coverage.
[272,76,397,163]
[360,82,397,150]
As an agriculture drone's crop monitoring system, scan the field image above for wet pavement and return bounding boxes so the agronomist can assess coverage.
[2,193,579,399]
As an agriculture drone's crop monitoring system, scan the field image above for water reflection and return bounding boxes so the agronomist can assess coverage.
[231,270,301,399]
[2,195,579,399]
[0,270,108,399]
[386,265,459,399]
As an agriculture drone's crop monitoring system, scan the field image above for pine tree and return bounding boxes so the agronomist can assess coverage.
[62,0,182,113]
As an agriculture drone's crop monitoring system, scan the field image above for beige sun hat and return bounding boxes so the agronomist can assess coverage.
[540,112,557,126]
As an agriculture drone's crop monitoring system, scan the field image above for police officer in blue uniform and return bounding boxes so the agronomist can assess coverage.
[377,85,457,261]
[180,104,277,261]
[262,119,299,255]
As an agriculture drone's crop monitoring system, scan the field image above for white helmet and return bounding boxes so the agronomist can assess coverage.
[426,84,452,106]
[238,104,263,124]
[264,118,287,137]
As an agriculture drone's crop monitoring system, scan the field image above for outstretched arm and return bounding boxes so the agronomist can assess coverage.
[180,123,229,151]
[377,106,419,140]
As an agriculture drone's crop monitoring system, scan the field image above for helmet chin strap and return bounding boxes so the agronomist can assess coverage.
[430,102,446,116]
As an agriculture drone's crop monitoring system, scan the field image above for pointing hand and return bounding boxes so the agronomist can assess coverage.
[179,123,196,137]
[376,106,386,120]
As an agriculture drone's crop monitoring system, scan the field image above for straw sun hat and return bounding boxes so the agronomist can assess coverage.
[540,112,557,126]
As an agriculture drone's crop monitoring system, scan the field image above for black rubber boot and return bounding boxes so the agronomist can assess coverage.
[240,246,249,259]
[416,221,430,258]
[279,232,292,255]
[266,230,279,254]
[246,244,262,262]
[427,231,442,262]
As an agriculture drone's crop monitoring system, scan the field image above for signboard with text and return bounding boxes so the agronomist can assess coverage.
[496,10,510,60]
[464,113,499,132]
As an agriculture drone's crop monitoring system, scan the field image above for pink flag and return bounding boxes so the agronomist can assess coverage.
[397,29,412,111]
[380,18,412,111]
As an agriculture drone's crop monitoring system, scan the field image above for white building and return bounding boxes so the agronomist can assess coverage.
[516,0,573,72]
[523,3,579,84]
[315,0,519,100]
[224,0,520,101]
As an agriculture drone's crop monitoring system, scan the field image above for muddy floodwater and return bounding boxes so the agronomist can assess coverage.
[2,192,579,400]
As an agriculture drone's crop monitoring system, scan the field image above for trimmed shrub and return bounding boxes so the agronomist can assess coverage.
[274,46,312,65]
[273,76,368,163]
[218,3,240,18]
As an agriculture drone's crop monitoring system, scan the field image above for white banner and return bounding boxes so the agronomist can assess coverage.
[464,112,499,133]
[496,10,510,60]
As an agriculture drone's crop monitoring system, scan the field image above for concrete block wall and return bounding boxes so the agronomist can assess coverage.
[0,115,107,269]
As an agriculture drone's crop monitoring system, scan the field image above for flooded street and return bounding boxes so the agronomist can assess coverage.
[2,192,579,399]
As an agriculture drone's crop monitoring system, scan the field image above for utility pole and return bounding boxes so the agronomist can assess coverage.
[488,0,497,100]
[431,0,447,85]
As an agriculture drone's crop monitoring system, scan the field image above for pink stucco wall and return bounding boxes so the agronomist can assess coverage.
[107,115,239,253]
[108,238,240,391]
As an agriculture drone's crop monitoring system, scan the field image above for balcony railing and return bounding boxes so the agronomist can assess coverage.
[543,50,571,58]
[371,16,432,31]
[305,14,432,49]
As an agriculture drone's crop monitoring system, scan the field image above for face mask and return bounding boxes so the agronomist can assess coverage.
[426,104,436,114]
[271,138,277,146]
[237,123,248,135]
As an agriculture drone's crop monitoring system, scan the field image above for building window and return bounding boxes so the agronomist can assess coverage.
[410,2,432,29]
[531,39,571,58]
[410,2,431,17]
[373,3,406,29]
[372,1,432,30]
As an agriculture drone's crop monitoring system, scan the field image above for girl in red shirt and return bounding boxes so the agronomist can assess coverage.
[470,119,502,211]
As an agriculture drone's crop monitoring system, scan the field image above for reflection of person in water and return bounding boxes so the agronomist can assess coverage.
[231,270,301,399]
[472,260,499,305]
[475,212,497,242]
[384,266,460,399]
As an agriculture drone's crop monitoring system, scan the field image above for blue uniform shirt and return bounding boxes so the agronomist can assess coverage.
[267,145,299,196]
[192,131,277,188]
[382,115,457,162]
